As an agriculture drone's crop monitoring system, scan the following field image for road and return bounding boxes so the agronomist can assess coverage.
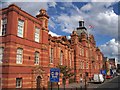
[91,76,120,90]
[51,76,120,90]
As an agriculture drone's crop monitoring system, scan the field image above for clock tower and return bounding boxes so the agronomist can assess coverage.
[76,20,88,36]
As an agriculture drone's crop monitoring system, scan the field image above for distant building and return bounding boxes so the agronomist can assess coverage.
[103,57,117,75]
[109,58,117,69]
[117,64,120,73]
[0,4,104,89]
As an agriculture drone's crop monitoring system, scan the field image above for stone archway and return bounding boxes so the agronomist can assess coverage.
[32,66,45,88]
[36,76,42,89]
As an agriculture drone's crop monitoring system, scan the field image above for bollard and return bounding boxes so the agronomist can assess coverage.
[76,87,77,90]
[80,86,82,90]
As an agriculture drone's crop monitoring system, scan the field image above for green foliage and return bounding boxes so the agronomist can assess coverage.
[69,78,75,83]
[56,65,74,80]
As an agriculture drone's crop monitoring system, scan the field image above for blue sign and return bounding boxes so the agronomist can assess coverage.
[100,70,106,75]
[50,68,60,82]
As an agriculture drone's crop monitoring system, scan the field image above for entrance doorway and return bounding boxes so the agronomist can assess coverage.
[36,76,42,89]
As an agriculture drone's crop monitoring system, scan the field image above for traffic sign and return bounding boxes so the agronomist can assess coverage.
[100,70,106,75]
[50,68,60,82]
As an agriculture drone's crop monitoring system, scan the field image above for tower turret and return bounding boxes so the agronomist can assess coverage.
[36,9,49,30]
[76,20,87,36]
[36,9,49,44]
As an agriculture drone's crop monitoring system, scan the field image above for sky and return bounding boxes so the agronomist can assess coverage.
[0,0,120,62]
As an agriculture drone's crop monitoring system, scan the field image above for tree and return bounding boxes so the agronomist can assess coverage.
[56,65,74,89]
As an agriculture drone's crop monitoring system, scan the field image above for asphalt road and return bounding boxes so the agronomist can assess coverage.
[92,76,120,90]
[51,76,120,90]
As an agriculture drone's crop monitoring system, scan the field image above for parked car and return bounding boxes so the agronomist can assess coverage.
[93,74,104,83]
[106,75,112,79]
[116,72,120,76]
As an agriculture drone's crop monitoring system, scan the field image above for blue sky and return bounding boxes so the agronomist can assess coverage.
[1,0,120,62]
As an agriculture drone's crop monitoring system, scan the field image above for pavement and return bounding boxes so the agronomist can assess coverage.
[57,81,89,89]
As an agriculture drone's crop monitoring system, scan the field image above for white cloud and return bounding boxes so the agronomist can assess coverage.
[91,0,119,2]
[60,6,65,10]
[94,10,118,37]
[2,2,49,16]
[49,18,56,29]
[4,0,56,2]
[79,2,118,39]
[56,14,83,33]
[67,36,71,39]
[49,31,60,37]
[99,39,120,61]
[81,3,92,11]
[50,2,118,39]
[48,2,57,7]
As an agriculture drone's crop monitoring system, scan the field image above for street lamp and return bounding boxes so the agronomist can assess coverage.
[58,82,60,90]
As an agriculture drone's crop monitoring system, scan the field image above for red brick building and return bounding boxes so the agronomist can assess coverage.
[71,21,103,82]
[0,4,103,89]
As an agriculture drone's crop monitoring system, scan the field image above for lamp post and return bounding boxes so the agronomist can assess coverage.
[63,77,66,90]
[58,82,60,90]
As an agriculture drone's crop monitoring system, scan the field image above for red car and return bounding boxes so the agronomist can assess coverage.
[106,75,112,79]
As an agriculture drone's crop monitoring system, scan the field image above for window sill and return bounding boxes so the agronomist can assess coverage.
[16,63,22,64]
[34,64,39,65]
[49,63,53,64]
[16,86,22,88]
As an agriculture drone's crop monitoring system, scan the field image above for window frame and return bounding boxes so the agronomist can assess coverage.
[16,78,22,88]
[17,19,24,38]
[34,27,40,42]
[0,47,4,63]
[16,48,23,64]
[34,51,39,65]
[50,48,54,64]
[0,18,7,36]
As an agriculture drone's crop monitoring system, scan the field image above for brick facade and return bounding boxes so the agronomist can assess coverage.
[0,4,103,89]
